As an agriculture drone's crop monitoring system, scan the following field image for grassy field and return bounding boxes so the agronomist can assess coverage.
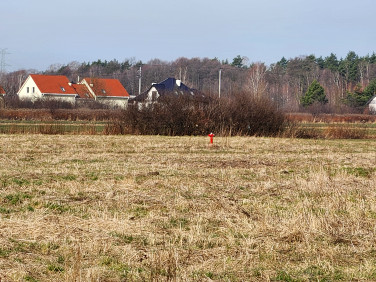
[0,135,376,281]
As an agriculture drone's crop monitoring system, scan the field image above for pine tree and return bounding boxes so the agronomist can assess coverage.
[277,57,288,70]
[231,55,244,68]
[345,79,376,107]
[301,80,328,107]
[324,53,339,72]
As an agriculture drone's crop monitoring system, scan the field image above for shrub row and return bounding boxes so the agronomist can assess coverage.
[0,108,123,121]
[287,113,376,123]
[283,123,370,139]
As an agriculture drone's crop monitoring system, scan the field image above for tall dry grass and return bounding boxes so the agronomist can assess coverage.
[0,135,375,281]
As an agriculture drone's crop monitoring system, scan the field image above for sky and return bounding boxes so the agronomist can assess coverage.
[1,0,375,72]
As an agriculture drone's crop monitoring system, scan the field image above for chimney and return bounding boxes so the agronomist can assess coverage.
[68,82,72,86]
[176,80,181,87]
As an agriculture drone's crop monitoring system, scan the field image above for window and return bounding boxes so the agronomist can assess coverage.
[152,91,157,101]
[32,87,35,93]
[27,87,29,93]
[61,87,66,92]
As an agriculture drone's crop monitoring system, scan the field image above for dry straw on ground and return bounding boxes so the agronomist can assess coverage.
[0,135,375,281]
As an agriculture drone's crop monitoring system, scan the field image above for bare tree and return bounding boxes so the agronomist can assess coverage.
[247,62,268,98]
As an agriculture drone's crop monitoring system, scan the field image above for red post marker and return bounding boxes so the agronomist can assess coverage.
[208,133,215,144]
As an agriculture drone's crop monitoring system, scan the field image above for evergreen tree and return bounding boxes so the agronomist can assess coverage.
[222,59,229,65]
[364,79,376,97]
[316,56,325,69]
[369,52,376,64]
[324,53,339,72]
[345,79,376,107]
[339,51,360,83]
[231,55,244,68]
[301,80,328,107]
[276,57,288,70]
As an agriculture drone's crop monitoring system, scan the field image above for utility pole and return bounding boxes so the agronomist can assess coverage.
[0,48,11,75]
[137,66,142,95]
[219,68,222,98]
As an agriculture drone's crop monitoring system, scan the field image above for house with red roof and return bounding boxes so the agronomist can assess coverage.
[0,85,5,96]
[17,74,80,104]
[17,74,130,108]
[80,77,130,108]
[0,86,5,108]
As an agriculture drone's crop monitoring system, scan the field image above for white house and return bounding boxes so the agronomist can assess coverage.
[17,74,79,103]
[369,96,376,113]
[132,77,204,107]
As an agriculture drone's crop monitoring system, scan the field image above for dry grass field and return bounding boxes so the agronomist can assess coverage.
[0,135,376,281]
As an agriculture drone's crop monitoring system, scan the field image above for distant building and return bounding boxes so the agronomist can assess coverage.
[132,77,205,106]
[369,96,376,113]
[81,77,130,108]
[18,74,80,104]
[0,85,5,96]
[0,85,5,108]
[17,74,130,108]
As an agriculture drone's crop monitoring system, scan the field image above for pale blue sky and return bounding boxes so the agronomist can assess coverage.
[1,0,375,71]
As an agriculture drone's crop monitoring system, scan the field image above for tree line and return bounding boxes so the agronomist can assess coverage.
[1,51,376,113]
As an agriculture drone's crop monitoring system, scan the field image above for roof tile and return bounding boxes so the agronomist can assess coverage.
[83,78,129,97]
[30,74,78,95]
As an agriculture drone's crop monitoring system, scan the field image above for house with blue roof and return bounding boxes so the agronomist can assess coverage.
[132,78,205,105]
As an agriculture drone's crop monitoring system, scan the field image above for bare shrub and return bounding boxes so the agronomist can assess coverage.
[123,92,286,136]
[123,95,209,136]
[4,95,74,110]
[287,113,376,123]
[103,121,127,135]
[301,101,331,117]
[282,123,322,139]
[0,108,124,122]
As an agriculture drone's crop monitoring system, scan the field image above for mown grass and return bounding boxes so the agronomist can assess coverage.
[0,135,375,281]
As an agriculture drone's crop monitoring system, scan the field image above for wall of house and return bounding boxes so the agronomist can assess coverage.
[17,77,42,101]
[147,87,159,101]
[97,97,129,109]
[43,95,77,104]
[0,95,4,108]
[370,98,376,113]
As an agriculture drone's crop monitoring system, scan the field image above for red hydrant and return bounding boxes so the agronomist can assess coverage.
[208,133,215,144]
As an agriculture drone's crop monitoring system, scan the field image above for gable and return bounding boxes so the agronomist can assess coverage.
[71,84,93,99]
